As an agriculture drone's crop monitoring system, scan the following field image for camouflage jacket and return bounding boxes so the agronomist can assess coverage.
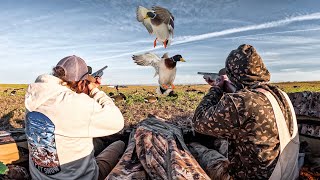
[192,44,296,179]
[193,86,288,179]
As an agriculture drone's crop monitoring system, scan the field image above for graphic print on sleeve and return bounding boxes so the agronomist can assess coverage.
[26,111,61,175]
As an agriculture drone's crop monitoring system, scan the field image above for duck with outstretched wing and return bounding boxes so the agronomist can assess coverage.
[132,52,185,91]
[136,6,174,48]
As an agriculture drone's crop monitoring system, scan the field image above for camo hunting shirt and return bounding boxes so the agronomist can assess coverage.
[193,87,282,179]
[193,44,294,179]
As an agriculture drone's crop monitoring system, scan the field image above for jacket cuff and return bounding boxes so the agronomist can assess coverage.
[210,86,224,94]
[89,88,100,97]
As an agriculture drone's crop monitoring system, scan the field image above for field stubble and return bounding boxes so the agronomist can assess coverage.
[1,82,320,131]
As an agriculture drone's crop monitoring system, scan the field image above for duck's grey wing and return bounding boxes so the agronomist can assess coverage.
[143,20,153,34]
[161,52,169,59]
[152,6,174,35]
[132,52,161,77]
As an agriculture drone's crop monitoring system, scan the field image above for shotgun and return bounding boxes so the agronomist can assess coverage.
[197,72,219,81]
[92,65,108,77]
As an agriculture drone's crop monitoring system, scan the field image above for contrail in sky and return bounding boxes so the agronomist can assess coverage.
[90,12,320,63]
[223,27,320,40]
[172,12,320,45]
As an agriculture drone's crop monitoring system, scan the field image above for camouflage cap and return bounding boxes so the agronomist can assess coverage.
[225,44,270,88]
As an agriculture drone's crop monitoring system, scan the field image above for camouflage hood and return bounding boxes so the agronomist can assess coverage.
[225,44,270,89]
[225,44,294,135]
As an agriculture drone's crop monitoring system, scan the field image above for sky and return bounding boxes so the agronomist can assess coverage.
[1,0,320,85]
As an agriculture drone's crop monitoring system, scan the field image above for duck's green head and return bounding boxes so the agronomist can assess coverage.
[171,55,185,62]
[145,12,156,19]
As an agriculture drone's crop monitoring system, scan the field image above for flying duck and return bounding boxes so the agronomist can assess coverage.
[136,6,174,48]
[132,52,185,91]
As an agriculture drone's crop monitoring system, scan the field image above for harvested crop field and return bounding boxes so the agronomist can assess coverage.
[1,82,320,179]
[1,81,320,131]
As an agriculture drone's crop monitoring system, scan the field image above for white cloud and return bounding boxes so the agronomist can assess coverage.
[280,68,301,72]
[271,70,320,82]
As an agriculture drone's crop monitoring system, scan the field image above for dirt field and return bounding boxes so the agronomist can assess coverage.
[0,84,210,130]
[1,82,320,131]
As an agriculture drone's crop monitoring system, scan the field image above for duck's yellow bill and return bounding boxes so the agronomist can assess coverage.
[180,58,186,62]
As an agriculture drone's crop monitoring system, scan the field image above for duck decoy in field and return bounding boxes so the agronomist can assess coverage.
[10,90,16,96]
[168,91,178,98]
[111,93,127,102]
[186,89,197,92]
[144,93,158,103]
[136,6,174,48]
[197,91,205,94]
[132,52,185,92]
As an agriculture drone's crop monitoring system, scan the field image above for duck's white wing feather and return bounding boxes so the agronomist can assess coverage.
[137,6,153,34]
[136,6,149,22]
[132,52,161,77]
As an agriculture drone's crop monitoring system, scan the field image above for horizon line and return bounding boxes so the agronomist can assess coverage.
[1,80,319,86]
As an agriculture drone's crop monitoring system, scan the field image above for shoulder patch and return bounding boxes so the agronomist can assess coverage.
[26,111,61,175]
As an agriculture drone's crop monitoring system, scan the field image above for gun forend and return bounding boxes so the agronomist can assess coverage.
[197,72,219,80]
[92,65,108,77]
[197,72,219,76]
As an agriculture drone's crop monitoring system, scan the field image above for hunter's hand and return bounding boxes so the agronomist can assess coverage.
[203,75,215,86]
[88,77,102,91]
[216,75,228,89]
[216,75,236,93]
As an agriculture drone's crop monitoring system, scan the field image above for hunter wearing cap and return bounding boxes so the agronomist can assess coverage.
[25,55,125,180]
[193,44,299,179]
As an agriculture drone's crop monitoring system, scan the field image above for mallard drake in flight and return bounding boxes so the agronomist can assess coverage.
[132,52,185,91]
[136,6,174,48]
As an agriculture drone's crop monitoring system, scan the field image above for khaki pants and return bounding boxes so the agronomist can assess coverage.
[96,140,125,180]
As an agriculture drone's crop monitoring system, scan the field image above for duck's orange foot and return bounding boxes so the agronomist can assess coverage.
[171,84,175,89]
[162,84,169,89]
[154,38,157,48]
[163,39,168,48]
